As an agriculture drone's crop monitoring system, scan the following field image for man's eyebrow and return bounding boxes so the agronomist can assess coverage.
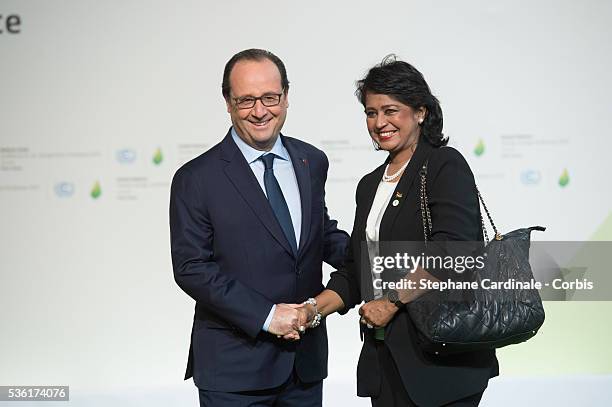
[235,90,284,98]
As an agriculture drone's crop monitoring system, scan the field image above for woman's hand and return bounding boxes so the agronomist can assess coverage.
[359,298,398,328]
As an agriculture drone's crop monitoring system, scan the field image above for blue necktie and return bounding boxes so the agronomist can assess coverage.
[260,154,298,255]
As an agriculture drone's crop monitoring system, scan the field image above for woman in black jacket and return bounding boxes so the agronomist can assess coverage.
[309,56,498,406]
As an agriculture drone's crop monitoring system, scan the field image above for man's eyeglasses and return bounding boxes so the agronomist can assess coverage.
[233,91,284,110]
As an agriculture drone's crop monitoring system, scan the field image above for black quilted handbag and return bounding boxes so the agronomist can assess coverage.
[407,160,546,355]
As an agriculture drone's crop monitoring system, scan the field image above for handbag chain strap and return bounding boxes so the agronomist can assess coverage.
[419,160,502,245]
[419,162,433,243]
[476,187,502,242]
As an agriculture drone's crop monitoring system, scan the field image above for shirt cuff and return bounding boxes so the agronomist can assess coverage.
[262,304,276,332]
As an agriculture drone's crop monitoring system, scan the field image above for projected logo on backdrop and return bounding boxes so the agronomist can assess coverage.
[0,14,21,34]
[90,181,102,199]
[521,170,541,185]
[559,168,570,187]
[116,149,136,164]
[152,148,163,165]
[54,182,75,198]
[474,139,485,156]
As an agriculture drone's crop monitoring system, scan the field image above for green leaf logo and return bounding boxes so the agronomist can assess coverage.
[474,139,485,156]
[559,168,570,187]
[91,181,102,199]
[153,148,163,165]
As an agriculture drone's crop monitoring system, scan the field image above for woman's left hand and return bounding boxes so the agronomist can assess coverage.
[359,299,398,328]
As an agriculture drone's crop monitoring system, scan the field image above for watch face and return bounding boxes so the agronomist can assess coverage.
[388,290,399,303]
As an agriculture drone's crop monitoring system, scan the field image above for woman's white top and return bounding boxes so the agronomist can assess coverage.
[365,179,398,300]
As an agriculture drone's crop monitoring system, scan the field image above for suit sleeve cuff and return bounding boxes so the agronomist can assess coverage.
[262,304,276,332]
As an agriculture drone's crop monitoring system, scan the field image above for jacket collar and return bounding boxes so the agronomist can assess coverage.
[219,129,312,258]
[359,141,435,240]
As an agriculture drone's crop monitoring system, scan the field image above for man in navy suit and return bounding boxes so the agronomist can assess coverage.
[170,49,349,406]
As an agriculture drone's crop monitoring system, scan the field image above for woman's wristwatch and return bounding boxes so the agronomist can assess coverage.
[302,297,323,328]
[387,289,405,308]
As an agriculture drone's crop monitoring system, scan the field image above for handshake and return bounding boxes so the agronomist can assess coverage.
[268,300,321,341]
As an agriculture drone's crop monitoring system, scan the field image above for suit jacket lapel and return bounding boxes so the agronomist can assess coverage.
[220,130,295,257]
[379,141,434,240]
[282,135,311,257]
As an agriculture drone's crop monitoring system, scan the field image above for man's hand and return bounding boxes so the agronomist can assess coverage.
[281,303,316,340]
[268,303,305,339]
[268,302,318,341]
[359,298,398,328]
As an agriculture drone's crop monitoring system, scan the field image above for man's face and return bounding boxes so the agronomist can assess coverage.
[226,59,288,151]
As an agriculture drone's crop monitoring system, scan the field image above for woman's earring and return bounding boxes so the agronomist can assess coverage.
[372,139,380,151]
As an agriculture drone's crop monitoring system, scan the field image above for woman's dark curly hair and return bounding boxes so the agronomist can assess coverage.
[356,55,447,147]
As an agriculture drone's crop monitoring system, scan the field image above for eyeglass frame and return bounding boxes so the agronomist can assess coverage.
[231,88,286,110]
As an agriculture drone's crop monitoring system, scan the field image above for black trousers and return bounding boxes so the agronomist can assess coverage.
[371,341,484,407]
[198,371,322,407]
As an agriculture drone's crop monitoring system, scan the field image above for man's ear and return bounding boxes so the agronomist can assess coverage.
[225,98,232,113]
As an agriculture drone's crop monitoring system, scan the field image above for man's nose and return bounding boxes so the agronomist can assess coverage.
[251,99,267,117]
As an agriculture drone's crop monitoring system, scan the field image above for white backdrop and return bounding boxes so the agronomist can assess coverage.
[1,0,611,405]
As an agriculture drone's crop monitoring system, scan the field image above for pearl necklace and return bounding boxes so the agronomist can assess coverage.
[382,159,410,182]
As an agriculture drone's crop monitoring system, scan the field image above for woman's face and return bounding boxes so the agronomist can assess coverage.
[364,93,424,154]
